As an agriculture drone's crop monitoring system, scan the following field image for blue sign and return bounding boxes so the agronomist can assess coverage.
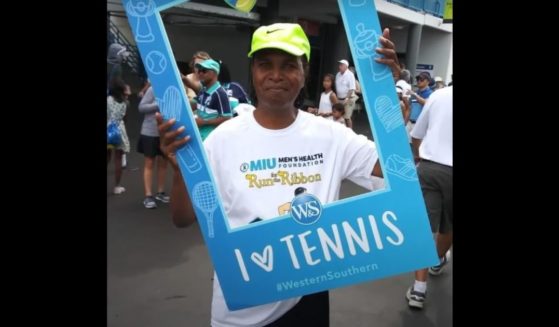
[123,0,438,311]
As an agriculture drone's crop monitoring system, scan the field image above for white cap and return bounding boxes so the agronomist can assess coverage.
[338,59,349,66]
[434,76,443,82]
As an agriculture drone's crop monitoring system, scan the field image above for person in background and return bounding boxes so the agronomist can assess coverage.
[406,72,433,144]
[396,85,410,125]
[107,43,131,169]
[396,69,412,98]
[307,73,338,120]
[335,59,359,129]
[137,86,171,209]
[191,59,232,140]
[406,86,453,310]
[331,102,347,126]
[107,43,130,88]
[432,76,445,90]
[216,59,251,114]
[182,51,212,108]
[107,79,131,194]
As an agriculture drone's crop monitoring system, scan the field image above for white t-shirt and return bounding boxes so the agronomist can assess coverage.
[204,110,379,326]
[335,70,356,99]
[410,86,453,167]
[318,91,334,120]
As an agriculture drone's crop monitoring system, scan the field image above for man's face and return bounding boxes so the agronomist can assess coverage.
[252,49,305,110]
[416,76,429,89]
[193,58,205,74]
[338,63,347,73]
[197,68,217,86]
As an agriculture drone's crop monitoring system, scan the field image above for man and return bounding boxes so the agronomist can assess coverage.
[411,72,433,107]
[406,86,453,309]
[396,69,412,98]
[192,59,232,140]
[406,71,433,144]
[433,76,445,90]
[335,59,359,129]
[157,23,400,326]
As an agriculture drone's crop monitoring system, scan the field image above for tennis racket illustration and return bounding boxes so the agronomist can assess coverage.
[192,181,218,238]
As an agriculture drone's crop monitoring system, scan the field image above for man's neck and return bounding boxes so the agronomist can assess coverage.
[253,106,298,129]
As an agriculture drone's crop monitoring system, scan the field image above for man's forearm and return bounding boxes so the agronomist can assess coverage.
[171,169,197,227]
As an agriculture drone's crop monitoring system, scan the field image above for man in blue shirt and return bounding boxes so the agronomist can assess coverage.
[406,72,433,144]
[409,72,433,123]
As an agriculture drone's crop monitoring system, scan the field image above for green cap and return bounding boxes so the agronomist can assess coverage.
[195,59,220,74]
[248,23,310,61]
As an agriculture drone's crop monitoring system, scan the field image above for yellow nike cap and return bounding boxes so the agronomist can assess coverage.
[248,23,310,61]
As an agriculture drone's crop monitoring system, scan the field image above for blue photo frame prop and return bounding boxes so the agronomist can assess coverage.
[123,0,438,310]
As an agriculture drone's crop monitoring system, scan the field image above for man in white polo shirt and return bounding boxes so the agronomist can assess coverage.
[335,59,358,129]
[406,86,453,310]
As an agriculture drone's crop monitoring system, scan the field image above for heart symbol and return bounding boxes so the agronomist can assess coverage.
[375,95,403,133]
[162,86,182,120]
[251,245,274,272]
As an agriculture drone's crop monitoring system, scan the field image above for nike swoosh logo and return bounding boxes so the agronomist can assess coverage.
[266,29,282,34]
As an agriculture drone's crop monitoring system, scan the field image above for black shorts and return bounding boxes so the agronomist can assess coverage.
[137,135,163,158]
[266,291,330,326]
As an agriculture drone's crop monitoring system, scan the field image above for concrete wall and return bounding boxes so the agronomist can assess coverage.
[163,24,253,90]
[108,0,452,96]
[417,26,452,83]
[109,16,253,91]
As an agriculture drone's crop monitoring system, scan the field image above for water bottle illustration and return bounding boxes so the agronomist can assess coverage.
[353,23,390,81]
[177,143,202,173]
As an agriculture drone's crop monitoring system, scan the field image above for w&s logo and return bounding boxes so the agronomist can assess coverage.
[290,193,323,225]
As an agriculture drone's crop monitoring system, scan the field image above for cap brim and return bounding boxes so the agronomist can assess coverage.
[248,41,308,61]
[195,63,217,73]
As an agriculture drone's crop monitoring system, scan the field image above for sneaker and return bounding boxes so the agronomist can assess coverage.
[155,192,170,203]
[113,186,126,194]
[429,251,450,276]
[385,154,417,181]
[406,286,426,309]
[143,196,157,209]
